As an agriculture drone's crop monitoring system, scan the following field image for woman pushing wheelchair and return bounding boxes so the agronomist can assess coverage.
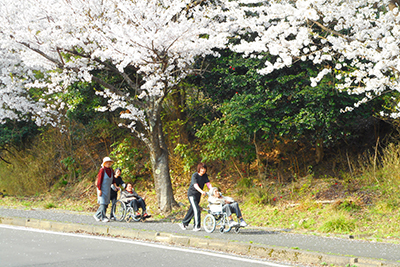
[208,187,247,227]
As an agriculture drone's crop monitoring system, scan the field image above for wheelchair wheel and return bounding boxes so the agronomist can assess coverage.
[125,207,141,222]
[204,214,216,233]
[221,217,231,233]
[114,200,126,222]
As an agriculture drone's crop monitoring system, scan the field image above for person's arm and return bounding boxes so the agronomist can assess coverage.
[121,179,126,190]
[131,189,140,199]
[205,182,212,190]
[120,191,128,202]
[223,195,235,204]
[111,183,117,191]
[96,169,104,196]
[194,183,206,196]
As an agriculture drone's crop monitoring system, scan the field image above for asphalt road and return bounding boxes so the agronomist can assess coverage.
[0,225,290,267]
[1,207,400,264]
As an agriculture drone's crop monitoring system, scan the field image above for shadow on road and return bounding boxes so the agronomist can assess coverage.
[239,229,281,235]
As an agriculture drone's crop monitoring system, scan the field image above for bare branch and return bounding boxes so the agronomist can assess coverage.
[18,41,63,68]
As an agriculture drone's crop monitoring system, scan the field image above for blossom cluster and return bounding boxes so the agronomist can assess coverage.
[1,0,399,128]
[0,0,231,134]
[229,0,400,115]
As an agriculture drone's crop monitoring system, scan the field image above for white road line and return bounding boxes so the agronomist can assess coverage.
[0,224,289,266]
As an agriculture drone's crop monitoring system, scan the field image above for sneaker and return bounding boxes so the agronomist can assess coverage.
[143,213,151,219]
[240,219,248,227]
[102,218,110,223]
[93,215,100,222]
[193,227,201,232]
[229,220,238,227]
[110,217,116,221]
[178,223,187,230]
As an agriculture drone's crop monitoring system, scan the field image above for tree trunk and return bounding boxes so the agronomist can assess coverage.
[149,145,176,213]
[315,138,324,164]
[146,102,178,213]
[171,85,188,143]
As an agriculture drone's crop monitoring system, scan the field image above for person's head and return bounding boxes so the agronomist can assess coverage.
[115,168,121,177]
[102,157,114,168]
[197,162,207,176]
[126,182,133,192]
[210,187,219,197]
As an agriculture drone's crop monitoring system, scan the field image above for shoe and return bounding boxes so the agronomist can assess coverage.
[102,218,110,222]
[178,223,187,230]
[229,220,238,227]
[193,227,201,232]
[143,213,151,219]
[110,217,116,221]
[240,219,248,227]
[93,215,100,222]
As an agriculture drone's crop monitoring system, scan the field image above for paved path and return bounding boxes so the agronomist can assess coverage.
[1,207,400,266]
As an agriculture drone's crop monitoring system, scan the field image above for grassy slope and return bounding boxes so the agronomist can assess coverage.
[1,160,400,245]
[1,132,400,244]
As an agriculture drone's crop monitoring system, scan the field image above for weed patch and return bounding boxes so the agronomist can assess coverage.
[319,212,355,233]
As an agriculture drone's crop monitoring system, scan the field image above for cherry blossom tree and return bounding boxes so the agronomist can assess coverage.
[3,0,400,211]
[230,0,400,116]
[0,47,58,126]
[0,0,232,212]
[217,0,400,159]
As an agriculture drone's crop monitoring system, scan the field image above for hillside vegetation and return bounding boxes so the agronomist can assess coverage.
[1,113,400,243]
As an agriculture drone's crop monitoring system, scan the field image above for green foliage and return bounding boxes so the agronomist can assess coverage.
[60,156,81,182]
[0,119,39,150]
[300,218,316,229]
[247,187,270,205]
[110,137,149,180]
[319,212,355,233]
[62,82,106,124]
[237,177,252,188]
[195,116,255,164]
[174,143,199,173]
[44,202,57,209]
[338,200,361,212]
[192,49,383,157]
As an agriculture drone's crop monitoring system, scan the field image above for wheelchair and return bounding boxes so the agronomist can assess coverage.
[112,199,142,222]
[203,203,241,234]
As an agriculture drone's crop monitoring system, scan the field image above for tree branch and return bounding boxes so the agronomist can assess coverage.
[308,19,353,42]
[18,41,63,68]
[64,48,140,93]
[91,76,146,109]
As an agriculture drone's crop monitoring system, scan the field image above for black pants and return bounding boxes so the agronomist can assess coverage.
[109,197,118,218]
[128,198,146,213]
[182,194,201,228]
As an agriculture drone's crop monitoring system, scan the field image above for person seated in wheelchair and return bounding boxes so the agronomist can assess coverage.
[120,182,151,219]
[208,187,247,227]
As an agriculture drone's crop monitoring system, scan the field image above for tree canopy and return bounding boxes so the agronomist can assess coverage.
[1,0,400,210]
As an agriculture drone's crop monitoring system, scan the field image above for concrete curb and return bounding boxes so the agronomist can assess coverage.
[1,216,399,267]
